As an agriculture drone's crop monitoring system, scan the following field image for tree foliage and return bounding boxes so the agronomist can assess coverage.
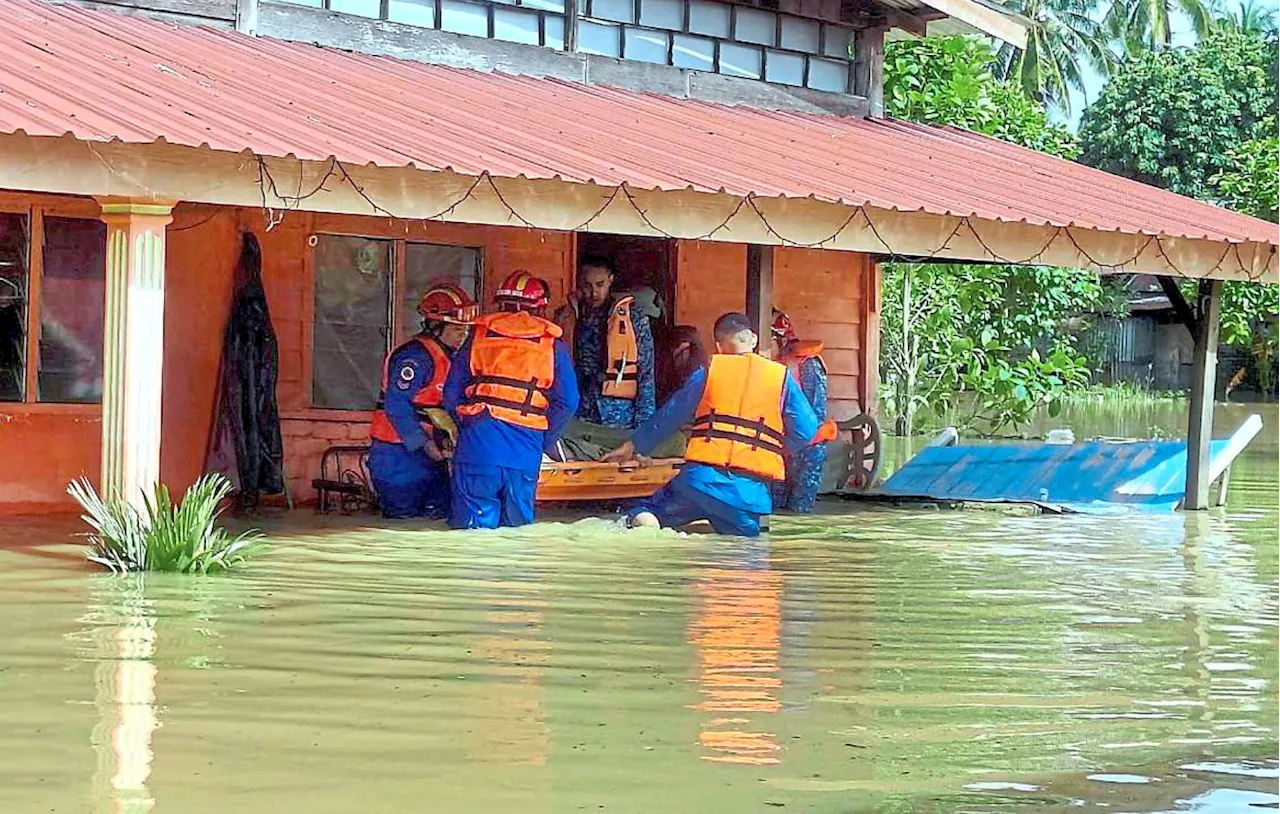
[1078,29,1278,200]
[1104,0,1215,53]
[992,0,1115,113]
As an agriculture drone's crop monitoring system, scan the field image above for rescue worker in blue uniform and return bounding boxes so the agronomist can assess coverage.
[602,312,837,537]
[558,258,656,429]
[770,309,829,513]
[444,271,579,529]
[368,284,477,519]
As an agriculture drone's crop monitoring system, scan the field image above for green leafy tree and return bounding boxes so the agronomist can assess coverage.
[1216,0,1277,36]
[1104,0,1215,53]
[1079,29,1277,199]
[992,0,1115,113]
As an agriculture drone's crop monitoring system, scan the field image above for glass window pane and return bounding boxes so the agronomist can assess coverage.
[672,33,714,70]
[765,49,804,86]
[400,244,482,346]
[545,13,566,48]
[38,217,106,404]
[441,0,490,37]
[388,0,436,26]
[623,26,670,64]
[718,42,761,78]
[577,20,621,55]
[589,0,634,23]
[328,0,381,18]
[494,6,541,43]
[806,56,847,92]
[822,24,850,58]
[311,235,392,410]
[0,212,28,402]
[638,0,681,29]
[521,0,565,11]
[688,0,729,36]
[734,7,775,45]
[779,16,818,53]
[278,0,323,7]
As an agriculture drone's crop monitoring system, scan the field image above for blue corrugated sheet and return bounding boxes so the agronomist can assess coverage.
[880,440,1231,512]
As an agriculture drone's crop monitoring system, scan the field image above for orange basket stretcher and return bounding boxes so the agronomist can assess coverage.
[536,458,683,502]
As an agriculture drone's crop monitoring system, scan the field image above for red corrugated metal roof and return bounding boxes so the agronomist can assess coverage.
[0,0,1275,247]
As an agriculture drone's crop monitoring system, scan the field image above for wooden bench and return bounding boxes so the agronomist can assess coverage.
[312,445,378,514]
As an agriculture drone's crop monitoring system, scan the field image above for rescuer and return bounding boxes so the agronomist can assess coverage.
[368,284,476,519]
[771,309,829,513]
[444,271,579,529]
[601,312,837,537]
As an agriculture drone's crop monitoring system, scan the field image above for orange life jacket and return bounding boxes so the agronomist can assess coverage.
[369,335,452,445]
[779,340,826,384]
[602,295,639,400]
[686,353,788,481]
[456,311,561,431]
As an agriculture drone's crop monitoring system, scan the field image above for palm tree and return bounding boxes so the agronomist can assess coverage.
[1217,0,1278,34]
[993,0,1116,113]
[1104,0,1215,52]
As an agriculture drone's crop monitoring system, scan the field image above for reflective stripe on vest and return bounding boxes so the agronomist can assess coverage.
[369,335,452,445]
[779,339,826,385]
[456,311,559,431]
[602,295,639,400]
[686,353,788,481]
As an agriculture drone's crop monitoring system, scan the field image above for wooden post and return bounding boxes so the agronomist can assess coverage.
[1185,278,1222,511]
[98,199,173,509]
[860,258,882,415]
[235,0,259,34]
[746,244,774,356]
[853,27,886,118]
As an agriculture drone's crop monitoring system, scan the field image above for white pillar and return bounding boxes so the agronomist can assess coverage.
[98,200,173,509]
[1184,279,1222,510]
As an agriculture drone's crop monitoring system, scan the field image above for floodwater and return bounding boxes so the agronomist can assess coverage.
[1,403,1276,813]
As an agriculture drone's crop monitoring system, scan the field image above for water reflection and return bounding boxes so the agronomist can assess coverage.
[688,540,784,766]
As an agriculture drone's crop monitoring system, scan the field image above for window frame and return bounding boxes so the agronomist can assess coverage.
[0,194,106,411]
[307,230,484,412]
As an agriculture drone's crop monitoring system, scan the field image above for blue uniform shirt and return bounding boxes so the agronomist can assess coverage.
[630,363,822,514]
[575,302,656,429]
[443,331,580,473]
[380,337,446,453]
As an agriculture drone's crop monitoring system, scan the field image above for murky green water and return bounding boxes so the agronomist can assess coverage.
[1,403,1276,813]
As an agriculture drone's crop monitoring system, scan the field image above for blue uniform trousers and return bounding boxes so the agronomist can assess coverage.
[368,440,450,519]
[628,470,762,537]
[449,464,539,529]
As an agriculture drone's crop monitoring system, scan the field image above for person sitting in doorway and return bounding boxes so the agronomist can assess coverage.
[770,309,829,514]
[444,271,579,529]
[565,258,656,429]
[368,284,477,519]
[661,324,708,403]
[601,312,837,537]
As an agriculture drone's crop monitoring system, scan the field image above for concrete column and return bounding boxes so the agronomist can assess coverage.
[1184,278,1222,511]
[98,200,173,508]
[853,28,886,117]
[746,245,775,357]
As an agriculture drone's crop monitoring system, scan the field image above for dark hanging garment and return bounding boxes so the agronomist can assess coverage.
[207,232,284,508]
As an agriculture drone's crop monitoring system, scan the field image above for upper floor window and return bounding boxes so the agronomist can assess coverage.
[310,234,482,411]
[0,210,107,404]
[278,0,568,49]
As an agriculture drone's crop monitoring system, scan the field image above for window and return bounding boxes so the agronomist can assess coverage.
[0,211,107,405]
[719,41,762,78]
[328,0,381,17]
[441,0,491,36]
[578,19,622,55]
[624,26,671,63]
[311,236,482,410]
[733,7,775,45]
[387,0,436,26]
[688,0,730,37]
[672,33,714,69]
[765,49,804,86]
[494,6,541,44]
[638,0,683,30]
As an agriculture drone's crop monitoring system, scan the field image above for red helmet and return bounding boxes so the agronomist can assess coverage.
[417,284,477,324]
[495,271,550,309]
[771,309,796,343]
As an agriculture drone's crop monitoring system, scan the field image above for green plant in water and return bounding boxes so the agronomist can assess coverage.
[68,473,266,574]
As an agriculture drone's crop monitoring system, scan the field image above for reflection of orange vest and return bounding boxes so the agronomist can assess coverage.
[370,335,451,444]
[686,354,788,481]
[602,296,638,400]
[456,311,560,431]
[779,340,826,384]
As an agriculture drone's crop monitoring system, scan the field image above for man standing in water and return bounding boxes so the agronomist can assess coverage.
[445,272,579,529]
[368,284,477,519]
[564,258,656,429]
[602,312,836,537]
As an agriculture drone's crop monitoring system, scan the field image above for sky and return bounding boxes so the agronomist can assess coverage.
[1057,0,1280,128]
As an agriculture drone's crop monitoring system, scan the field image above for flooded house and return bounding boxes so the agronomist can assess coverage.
[0,0,1275,518]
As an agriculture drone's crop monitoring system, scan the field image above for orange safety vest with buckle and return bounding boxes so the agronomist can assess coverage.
[686,353,788,481]
[602,295,639,400]
[456,311,560,431]
[370,335,453,445]
[779,340,826,384]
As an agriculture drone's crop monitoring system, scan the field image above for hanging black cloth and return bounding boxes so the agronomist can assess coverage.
[206,232,284,508]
